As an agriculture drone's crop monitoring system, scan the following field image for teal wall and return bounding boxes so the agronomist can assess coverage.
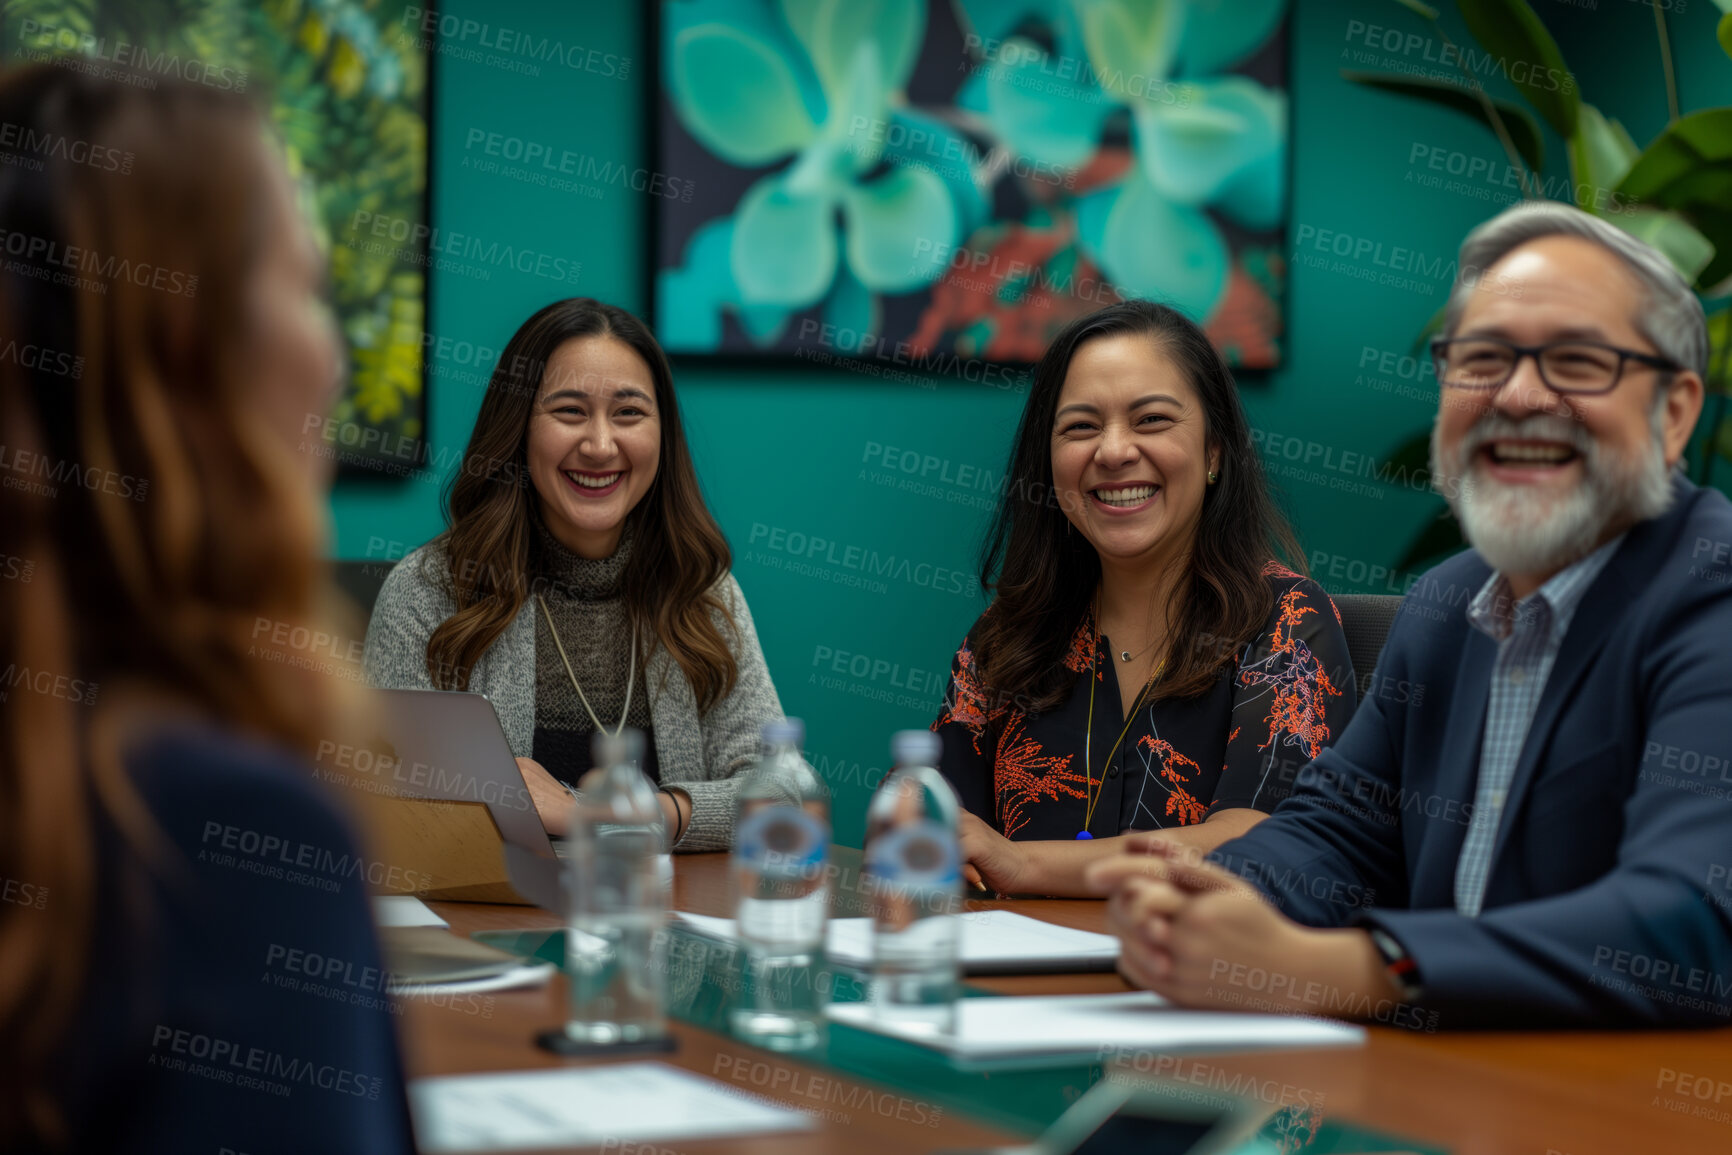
[332,1,1732,845]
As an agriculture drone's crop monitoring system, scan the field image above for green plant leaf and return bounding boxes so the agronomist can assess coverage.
[1341,71,1543,173]
[1616,208,1716,283]
[1397,508,1467,574]
[1710,308,1732,397]
[1380,431,1433,480]
[1574,103,1639,214]
[1617,109,1732,289]
[1409,304,1449,356]
[1694,207,1732,291]
[1719,12,1732,63]
[1455,0,1579,139]
[1619,109,1732,199]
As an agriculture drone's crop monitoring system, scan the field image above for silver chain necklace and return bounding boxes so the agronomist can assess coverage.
[535,592,636,738]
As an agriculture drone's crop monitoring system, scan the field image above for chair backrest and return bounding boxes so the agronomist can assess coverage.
[1331,593,1404,695]
[332,558,392,622]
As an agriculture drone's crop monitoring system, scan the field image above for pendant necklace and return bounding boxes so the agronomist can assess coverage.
[536,593,637,738]
[1078,599,1165,839]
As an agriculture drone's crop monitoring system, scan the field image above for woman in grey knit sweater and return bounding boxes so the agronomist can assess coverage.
[363,299,786,852]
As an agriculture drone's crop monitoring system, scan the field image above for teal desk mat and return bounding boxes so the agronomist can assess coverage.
[472,924,1448,1153]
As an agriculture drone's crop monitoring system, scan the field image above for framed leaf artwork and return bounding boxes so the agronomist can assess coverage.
[4,0,433,476]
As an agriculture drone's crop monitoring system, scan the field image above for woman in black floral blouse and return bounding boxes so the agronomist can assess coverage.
[934,301,1356,897]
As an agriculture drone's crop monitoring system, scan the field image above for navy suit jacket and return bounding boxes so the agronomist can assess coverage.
[1214,477,1732,1028]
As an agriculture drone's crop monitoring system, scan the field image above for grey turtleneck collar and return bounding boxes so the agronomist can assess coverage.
[531,513,634,603]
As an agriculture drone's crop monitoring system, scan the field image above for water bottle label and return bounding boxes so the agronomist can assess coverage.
[734,806,828,879]
[864,820,960,887]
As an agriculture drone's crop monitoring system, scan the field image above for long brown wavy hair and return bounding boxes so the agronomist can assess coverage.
[424,299,738,708]
[973,300,1304,712]
[0,67,343,1145]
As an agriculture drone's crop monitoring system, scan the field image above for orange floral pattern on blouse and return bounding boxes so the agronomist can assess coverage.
[992,712,1088,838]
[1139,736,1208,825]
[1265,560,1343,625]
[934,567,1352,839]
[934,639,1004,755]
[1061,617,1100,677]
[1238,586,1342,760]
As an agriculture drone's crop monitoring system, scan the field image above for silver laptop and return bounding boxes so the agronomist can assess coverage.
[367,688,565,910]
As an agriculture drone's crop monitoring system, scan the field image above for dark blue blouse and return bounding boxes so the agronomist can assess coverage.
[46,724,415,1154]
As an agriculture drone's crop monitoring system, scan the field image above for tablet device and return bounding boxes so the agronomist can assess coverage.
[1030,1076,1267,1155]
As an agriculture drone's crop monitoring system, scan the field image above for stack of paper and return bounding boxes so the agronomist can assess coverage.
[372,895,449,928]
[410,1062,815,1153]
[674,909,1120,973]
[829,992,1366,1059]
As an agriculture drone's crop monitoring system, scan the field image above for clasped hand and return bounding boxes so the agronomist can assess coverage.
[1084,834,1402,1016]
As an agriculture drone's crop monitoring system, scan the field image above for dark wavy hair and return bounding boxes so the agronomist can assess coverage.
[972,300,1303,711]
[424,298,737,708]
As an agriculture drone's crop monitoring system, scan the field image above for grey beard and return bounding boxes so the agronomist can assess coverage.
[1429,408,1674,577]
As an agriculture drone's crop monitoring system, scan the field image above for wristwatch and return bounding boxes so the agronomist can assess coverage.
[1367,926,1424,1002]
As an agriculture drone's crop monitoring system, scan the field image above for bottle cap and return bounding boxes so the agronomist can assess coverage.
[891,729,941,767]
[591,727,646,768]
[762,717,804,748]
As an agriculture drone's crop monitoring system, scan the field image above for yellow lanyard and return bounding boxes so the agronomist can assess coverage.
[1079,636,1164,839]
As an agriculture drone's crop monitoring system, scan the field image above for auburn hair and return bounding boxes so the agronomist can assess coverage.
[973,300,1304,711]
[0,66,342,1145]
[424,298,738,709]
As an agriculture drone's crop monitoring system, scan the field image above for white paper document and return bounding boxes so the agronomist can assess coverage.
[675,909,1120,973]
[390,961,556,997]
[371,895,448,929]
[410,1062,815,1153]
[828,992,1365,1060]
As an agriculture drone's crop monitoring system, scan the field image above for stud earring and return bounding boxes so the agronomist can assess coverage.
[1207,470,1219,484]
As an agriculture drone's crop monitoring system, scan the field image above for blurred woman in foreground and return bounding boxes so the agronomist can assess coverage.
[0,67,412,1152]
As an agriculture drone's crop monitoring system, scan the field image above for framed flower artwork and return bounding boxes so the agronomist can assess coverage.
[654,0,1289,370]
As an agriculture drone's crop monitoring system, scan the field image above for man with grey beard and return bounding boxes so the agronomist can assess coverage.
[1085,201,1732,1028]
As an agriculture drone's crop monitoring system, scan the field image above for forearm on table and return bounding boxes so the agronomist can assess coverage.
[1015,834,1143,896]
[1005,812,1269,895]
[1308,927,1405,1015]
[1144,807,1268,855]
[657,787,688,842]
[670,777,739,852]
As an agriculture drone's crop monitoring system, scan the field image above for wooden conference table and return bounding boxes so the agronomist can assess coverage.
[405,851,1732,1155]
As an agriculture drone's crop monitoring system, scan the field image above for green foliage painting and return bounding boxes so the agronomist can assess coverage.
[3,0,430,476]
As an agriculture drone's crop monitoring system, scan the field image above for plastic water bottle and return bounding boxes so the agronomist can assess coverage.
[864,729,962,1035]
[729,718,831,1050]
[564,728,669,1047]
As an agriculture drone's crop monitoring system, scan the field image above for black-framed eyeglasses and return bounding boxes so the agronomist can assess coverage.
[1429,336,1682,396]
